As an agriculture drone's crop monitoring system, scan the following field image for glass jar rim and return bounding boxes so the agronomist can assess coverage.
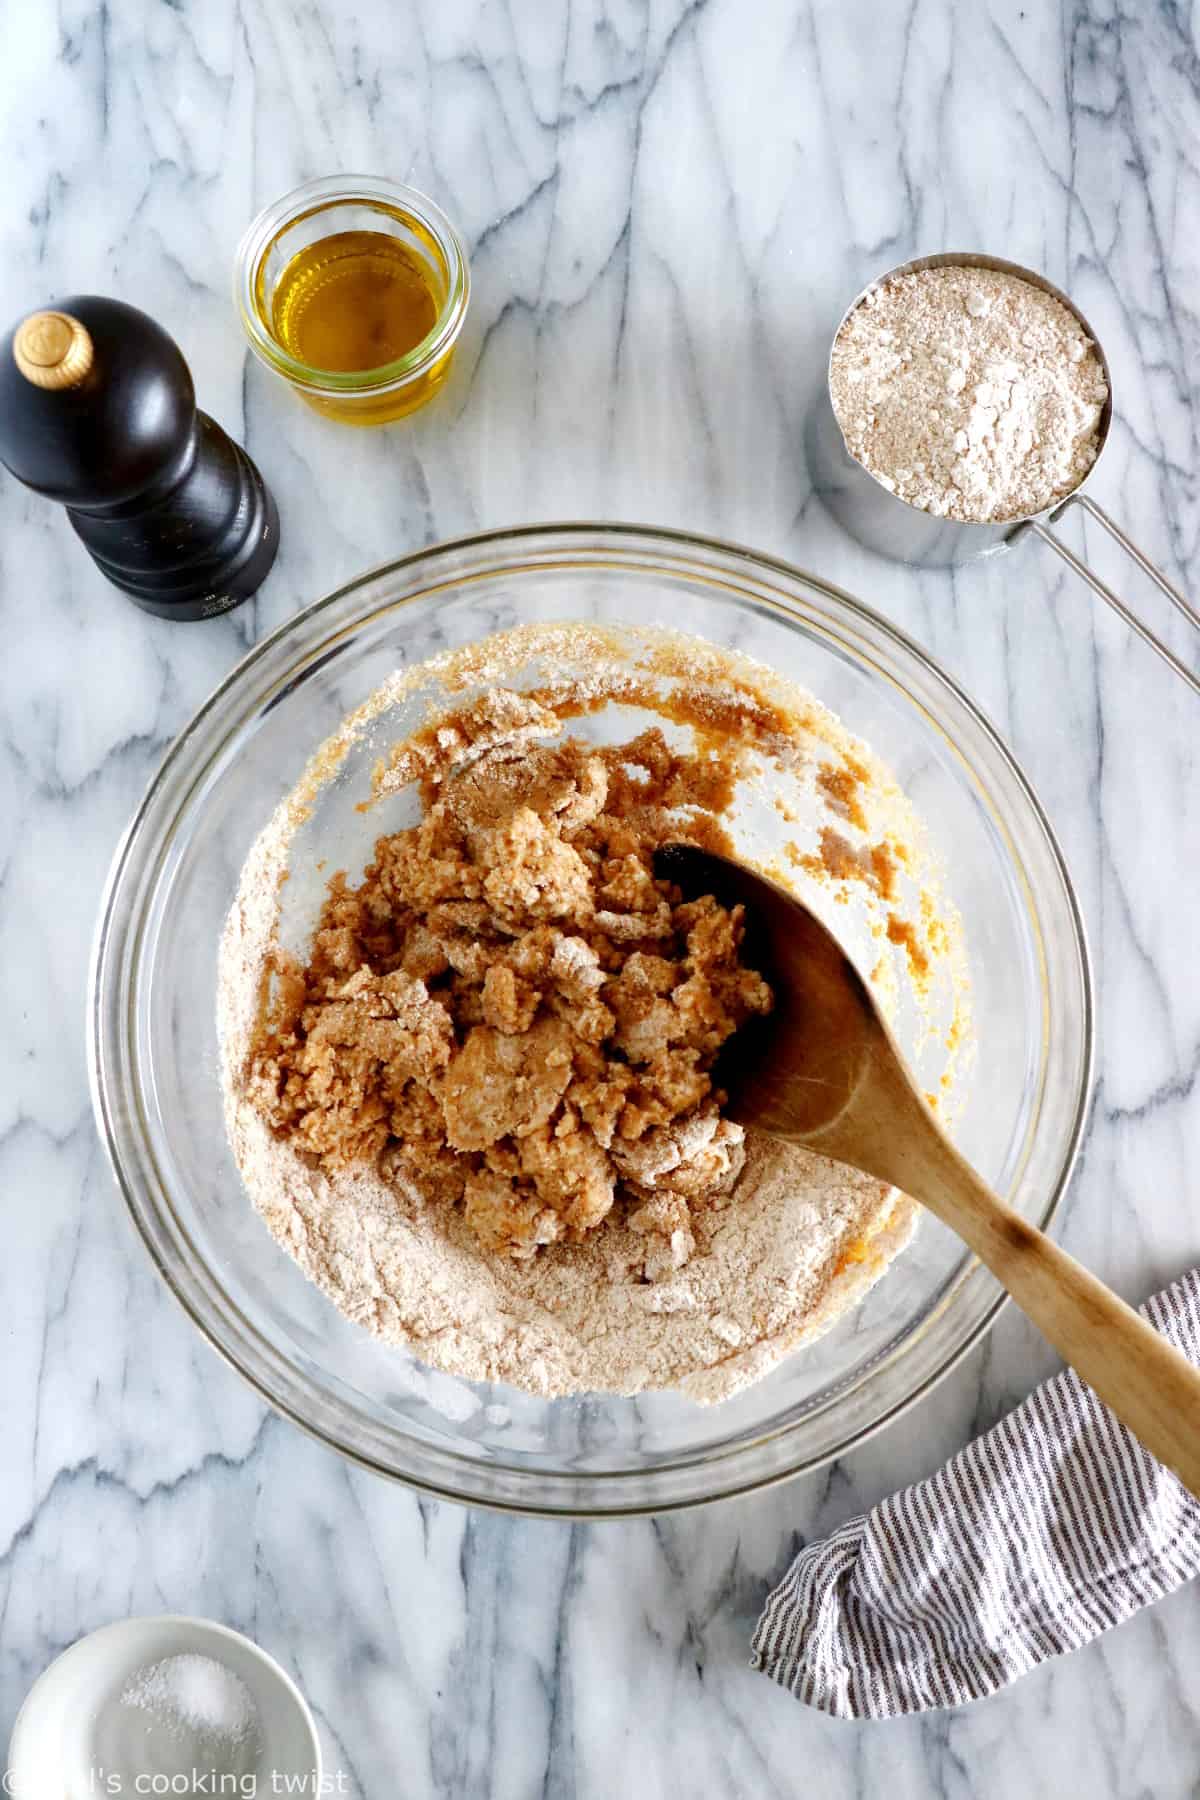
[233,174,471,396]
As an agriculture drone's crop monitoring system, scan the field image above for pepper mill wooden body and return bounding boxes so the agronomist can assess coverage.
[0,296,278,619]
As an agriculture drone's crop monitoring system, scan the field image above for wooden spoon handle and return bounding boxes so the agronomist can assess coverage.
[913,1132,1200,1499]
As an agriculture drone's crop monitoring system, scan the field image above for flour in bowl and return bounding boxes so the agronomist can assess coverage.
[218,624,968,1403]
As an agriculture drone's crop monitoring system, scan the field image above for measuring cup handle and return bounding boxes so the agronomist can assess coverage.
[1030,494,1200,697]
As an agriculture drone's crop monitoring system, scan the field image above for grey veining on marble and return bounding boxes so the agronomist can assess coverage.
[3,1,1200,1794]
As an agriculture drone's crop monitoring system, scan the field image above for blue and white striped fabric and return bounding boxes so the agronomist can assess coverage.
[751,1270,1200,1717]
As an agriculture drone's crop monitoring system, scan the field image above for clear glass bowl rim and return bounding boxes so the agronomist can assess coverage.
[233,173,472,396]
[88,521,1095,1517]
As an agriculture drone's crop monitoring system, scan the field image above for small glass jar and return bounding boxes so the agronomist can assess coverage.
[234,175,470,426]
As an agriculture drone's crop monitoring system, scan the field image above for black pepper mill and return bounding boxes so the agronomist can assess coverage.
[0,296,278,619]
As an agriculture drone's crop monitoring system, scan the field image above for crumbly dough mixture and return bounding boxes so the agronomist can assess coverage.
[830,265,1108,523]
[246,708,772,1279]
[220,625,965,1403]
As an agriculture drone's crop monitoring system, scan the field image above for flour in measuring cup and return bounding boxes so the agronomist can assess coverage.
[830,264,1108,524]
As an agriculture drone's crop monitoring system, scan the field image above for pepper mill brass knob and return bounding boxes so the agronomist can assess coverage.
[12,311,95,389]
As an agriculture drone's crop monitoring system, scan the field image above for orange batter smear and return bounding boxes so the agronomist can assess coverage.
[869,842,897,900]
[368,668,803,814]
[887,914,930,981]
[832,1234,876,1277]
[817,760,869,832]
[791,827,898,902]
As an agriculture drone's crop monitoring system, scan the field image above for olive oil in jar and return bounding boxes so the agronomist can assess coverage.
[240,181,470,425]
[270,230,440,377]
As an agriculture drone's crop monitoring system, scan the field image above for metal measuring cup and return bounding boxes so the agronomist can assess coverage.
[807,251,1200,696]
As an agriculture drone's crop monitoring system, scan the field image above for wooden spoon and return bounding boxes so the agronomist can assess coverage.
[657,843,1200,1498]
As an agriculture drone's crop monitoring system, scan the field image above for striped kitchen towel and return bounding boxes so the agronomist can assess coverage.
[751,1268,1200,1717]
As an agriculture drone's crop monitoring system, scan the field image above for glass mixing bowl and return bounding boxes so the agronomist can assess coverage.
[89,524,1093,1515]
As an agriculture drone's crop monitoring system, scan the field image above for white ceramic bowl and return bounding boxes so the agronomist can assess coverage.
[6,1616,321,1797]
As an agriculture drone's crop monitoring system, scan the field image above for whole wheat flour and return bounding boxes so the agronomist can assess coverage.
[219,624,966,1404]
[242,715,775,1275]
[830,264,1108,524]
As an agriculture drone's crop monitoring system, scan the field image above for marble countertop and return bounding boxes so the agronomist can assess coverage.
[4,2,1200,1793]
